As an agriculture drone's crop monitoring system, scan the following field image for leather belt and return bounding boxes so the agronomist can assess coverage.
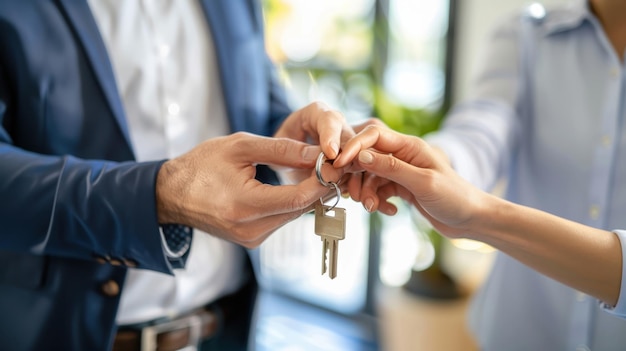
[113,307,220,351]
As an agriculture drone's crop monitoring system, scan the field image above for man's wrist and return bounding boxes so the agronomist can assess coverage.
[156,160,185,224]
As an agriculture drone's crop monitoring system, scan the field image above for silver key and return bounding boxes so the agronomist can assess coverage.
[314,202,346,279]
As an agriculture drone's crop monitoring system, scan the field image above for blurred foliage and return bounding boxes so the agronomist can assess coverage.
[373,86,445,137]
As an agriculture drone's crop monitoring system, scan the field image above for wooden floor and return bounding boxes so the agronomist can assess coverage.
[376,246,495,351]
[377,286,479,351]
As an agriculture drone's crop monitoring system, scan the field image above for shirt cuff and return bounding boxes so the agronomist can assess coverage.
[600,229,626,318]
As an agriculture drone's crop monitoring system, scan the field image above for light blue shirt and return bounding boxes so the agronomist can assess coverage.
[426,1,626,349]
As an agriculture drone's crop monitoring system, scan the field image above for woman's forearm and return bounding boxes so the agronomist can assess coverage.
[472,194,622,306]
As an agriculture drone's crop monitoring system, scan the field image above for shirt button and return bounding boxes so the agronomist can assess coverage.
[589,205,600,220]
[610,67,620,78]
[576,292,586,302]
[101,280,120,297]
[93,255,108,264]
[159,44,170,58]
[167,102,180,116]
[123,259,138,268]
[601,135,611,147]
[576,344,590,351]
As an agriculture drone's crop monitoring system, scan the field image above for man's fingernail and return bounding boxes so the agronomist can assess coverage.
[302,146,319,162]
[330,142,339,157]
[364,199,374,212]
[359,151,374,164]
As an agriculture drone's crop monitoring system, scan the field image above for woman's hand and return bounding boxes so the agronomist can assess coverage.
[334,124,490,239]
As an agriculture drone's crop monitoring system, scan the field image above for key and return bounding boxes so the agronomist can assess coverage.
[314,201,346,279]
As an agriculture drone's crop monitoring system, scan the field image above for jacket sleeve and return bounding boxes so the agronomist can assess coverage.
[0,68,175,275]
[0,145,176,275]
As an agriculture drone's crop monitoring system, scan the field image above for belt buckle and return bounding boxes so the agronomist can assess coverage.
[140,314,202,351]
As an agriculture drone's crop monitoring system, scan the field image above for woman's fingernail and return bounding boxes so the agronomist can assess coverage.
[302,146,319,162]
[359,151,374,164]
[364,199,374,212]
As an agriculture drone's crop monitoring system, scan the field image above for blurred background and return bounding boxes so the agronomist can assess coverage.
[254,0,568,350]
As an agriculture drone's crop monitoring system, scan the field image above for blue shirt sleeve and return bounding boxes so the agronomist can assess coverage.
[424,15,522,192]
[600,230,626,318]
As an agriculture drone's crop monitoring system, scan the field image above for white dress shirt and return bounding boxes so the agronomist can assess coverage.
[88,0,244,325]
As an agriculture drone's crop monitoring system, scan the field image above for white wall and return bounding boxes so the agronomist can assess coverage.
[451,0,570,103]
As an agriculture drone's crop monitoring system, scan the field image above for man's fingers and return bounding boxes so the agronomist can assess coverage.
[234,133,321,168]
[244,175,333,219]
[310,104,352,159]
[235,210,309,248]
[274,102,352,160]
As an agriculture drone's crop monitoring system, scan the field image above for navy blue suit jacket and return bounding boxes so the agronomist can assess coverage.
[0,1,291,350]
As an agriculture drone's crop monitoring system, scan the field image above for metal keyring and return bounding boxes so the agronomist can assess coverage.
[321,181,341,212]
[315,152,331,187]
[315,152,341,212]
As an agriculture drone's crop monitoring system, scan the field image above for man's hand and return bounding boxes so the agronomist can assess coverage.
[271,102,355,185]
[156,132,336,248]
[274,101,353,158]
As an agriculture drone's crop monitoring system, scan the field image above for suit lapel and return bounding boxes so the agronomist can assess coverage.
[199,0,237,131]
[56,0,133,153]
[199,0,260,133]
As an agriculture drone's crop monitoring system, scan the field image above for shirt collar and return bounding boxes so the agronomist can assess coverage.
[541,0,592,35]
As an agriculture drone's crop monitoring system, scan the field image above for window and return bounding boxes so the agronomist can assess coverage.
[255,0,457,349]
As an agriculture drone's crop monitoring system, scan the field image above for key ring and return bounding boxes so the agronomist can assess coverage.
[315,152,341,212]
[316,152,347,187]
[315,152,331,187]
[323,182,341,212]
